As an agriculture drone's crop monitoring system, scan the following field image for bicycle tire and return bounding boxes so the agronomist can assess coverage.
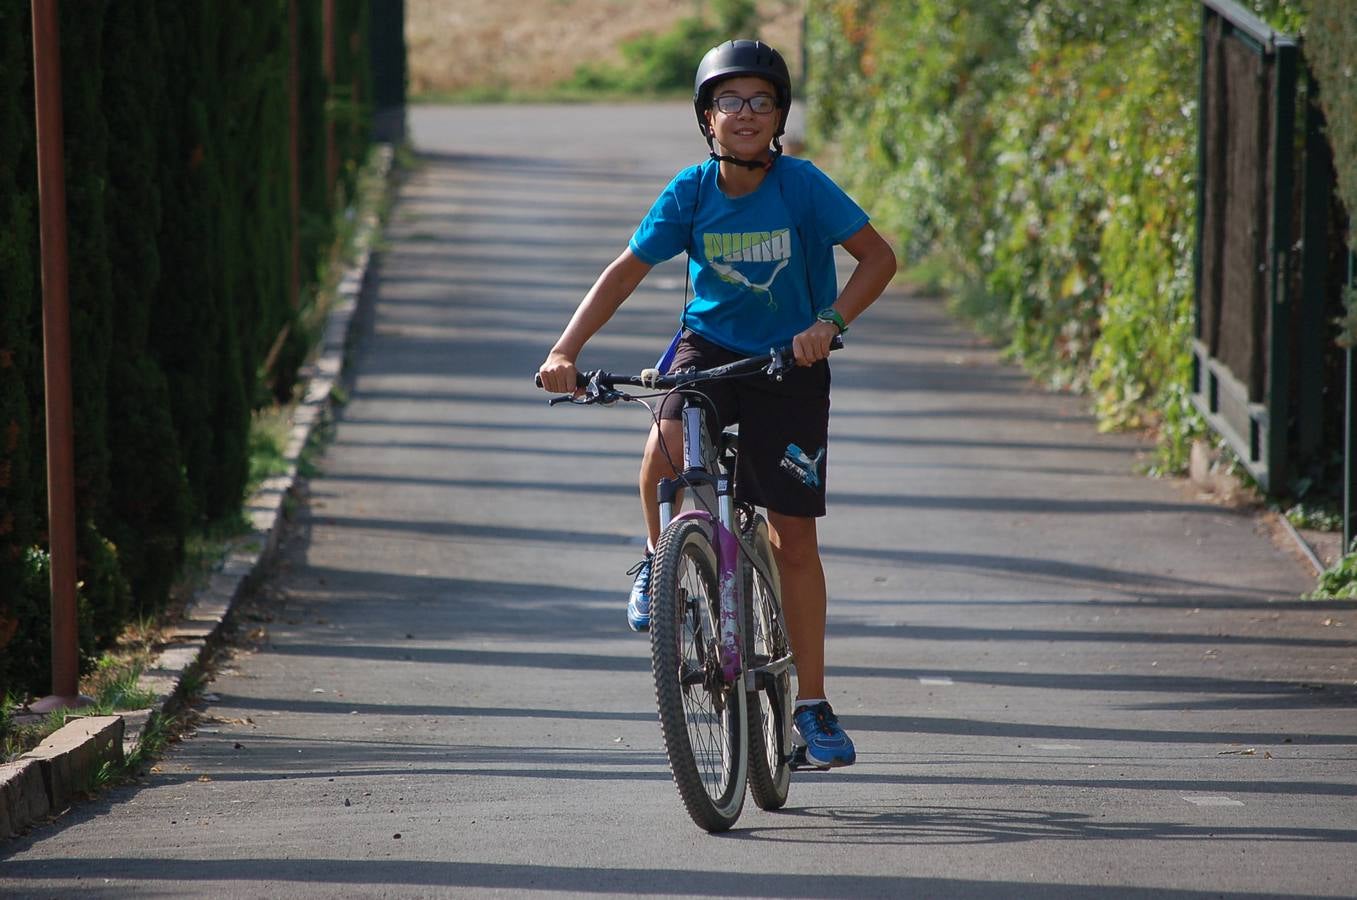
[650,518,747,832]
[741,512,792,810]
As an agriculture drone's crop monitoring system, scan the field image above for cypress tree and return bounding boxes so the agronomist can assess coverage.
[0,0,41,696]
[60,3,132,645]
[102,0,189,610]
[334,0,372,201]
[299,0,332,281]
[151,3,229,522]
[197,3,250,520]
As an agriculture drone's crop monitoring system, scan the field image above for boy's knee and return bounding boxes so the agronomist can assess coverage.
[768,515,820,569]
[641,421,682,478]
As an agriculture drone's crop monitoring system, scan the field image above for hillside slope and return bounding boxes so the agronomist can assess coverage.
[406,0,803,95]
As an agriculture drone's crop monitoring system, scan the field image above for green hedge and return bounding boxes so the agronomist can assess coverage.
[0,0,376,699]
[0,0,40,684]
[1305,0,1357,344]
[806,0,1323,473]
[1308,0,1357,220]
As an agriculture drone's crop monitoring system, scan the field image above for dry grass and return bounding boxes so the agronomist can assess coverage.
[406,0,805,96]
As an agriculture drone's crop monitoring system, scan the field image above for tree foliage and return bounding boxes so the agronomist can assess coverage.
[806,0,1333,473]
[0,0,375,698]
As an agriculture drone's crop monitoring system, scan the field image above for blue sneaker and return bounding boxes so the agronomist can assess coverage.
[626,555,652,632]
[793,701,856,768]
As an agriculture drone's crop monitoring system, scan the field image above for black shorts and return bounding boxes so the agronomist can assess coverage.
[658,331,830,518]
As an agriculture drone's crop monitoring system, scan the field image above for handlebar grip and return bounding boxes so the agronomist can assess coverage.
[534,371,592,389]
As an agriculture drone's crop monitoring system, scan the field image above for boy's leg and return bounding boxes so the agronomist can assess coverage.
[767,509,855,768]
[625,420,684,632]
[639,418,684,550]
[764,511,826,700]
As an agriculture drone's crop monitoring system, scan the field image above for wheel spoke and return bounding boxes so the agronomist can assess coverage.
[741,515,792,812]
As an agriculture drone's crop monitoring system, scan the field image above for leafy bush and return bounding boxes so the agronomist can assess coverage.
[0,547,97,700]
[1305,0,1357,346]
[1308,551,1357,599]
[806,1,1028,269]
[805,0,1318,473]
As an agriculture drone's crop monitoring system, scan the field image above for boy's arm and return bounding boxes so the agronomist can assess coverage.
[538,248,653,392]
[792,223,897,365]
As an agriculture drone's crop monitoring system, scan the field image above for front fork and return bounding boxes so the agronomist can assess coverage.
[658,474,742,685]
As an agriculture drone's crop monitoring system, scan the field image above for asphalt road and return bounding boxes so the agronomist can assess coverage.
[3,104,1356,898]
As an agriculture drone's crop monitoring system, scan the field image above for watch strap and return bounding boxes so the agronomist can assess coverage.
[816,308,847,335]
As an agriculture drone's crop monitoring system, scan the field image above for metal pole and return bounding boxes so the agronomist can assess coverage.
[290,0,301,309]
[29,0,84,713]
[323,0,336,196]
[1346,236,1356,554]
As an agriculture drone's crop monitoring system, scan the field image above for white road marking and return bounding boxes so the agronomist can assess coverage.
[1183,795,1245,807]
[918,676,954,686]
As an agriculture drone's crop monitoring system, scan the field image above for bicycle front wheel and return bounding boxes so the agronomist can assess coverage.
[742,512,792,810]
[650,518,747,832]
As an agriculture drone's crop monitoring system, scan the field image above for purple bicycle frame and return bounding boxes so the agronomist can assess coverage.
[667,508,743,683]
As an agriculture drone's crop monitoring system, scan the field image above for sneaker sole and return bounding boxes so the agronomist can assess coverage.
[790,745,853,771]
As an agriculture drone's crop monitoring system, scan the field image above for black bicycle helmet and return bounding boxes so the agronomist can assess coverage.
[693,39,792,163]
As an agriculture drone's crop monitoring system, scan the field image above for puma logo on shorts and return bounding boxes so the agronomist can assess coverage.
[780,443,824,488]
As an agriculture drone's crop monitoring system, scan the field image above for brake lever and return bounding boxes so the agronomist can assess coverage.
[765,335,843,382]
[766,347,791,382]
[545,380,624,407]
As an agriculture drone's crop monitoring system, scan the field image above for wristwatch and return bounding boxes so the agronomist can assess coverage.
[815,308,848,335]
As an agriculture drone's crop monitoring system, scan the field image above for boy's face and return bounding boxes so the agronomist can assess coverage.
[706,76,779,159]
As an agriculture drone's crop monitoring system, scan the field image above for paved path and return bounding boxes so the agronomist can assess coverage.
[3,104,1356,898]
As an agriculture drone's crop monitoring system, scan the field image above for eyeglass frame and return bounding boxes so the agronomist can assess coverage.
[711,93,778,116]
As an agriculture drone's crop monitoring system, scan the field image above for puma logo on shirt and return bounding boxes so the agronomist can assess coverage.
[704,229,793,308]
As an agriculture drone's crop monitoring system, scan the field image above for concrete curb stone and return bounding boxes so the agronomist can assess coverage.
[21,716,124,813]
[0,143,396,841]
[0,760,48,839]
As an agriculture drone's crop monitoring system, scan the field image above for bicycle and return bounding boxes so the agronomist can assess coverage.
[538,339,839,832]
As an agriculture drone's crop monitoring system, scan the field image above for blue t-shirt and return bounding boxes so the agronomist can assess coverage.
[628,157,869,356]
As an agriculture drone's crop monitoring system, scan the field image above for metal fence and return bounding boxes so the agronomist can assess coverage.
[1191,0,1349,501]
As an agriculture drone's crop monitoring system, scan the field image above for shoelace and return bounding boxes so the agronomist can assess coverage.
[802,704,842,737]
[626,557,651,586]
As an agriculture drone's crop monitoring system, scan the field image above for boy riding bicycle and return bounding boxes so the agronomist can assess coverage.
[537,39,896,768]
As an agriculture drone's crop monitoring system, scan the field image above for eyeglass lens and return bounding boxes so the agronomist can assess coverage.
[714,95,776,115]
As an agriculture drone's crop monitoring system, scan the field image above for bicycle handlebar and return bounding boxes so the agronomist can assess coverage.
[534,336,843,400]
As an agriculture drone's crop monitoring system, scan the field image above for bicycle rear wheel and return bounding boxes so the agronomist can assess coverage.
[650,518,747,832]
[741,512,792,810]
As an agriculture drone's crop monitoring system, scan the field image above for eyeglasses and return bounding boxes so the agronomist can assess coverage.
[712,94,777,116]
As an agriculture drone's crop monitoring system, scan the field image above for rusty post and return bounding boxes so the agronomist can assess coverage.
[29,0,84,713]
[289,0,301,309]
[322,0,336,196]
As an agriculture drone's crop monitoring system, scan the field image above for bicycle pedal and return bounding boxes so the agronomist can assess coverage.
[788,746,830,772]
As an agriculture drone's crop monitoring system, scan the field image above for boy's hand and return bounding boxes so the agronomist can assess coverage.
[537,352,580,393]
[792,321,840,366]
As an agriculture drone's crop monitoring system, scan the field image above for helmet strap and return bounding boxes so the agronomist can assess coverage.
[705,134,784,171]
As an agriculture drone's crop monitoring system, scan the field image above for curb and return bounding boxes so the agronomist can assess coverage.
[0,143,396,841]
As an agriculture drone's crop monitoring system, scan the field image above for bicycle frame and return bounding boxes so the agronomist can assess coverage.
[655,402,778,691]
[540,338,833,698]
[540,341,831,819]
